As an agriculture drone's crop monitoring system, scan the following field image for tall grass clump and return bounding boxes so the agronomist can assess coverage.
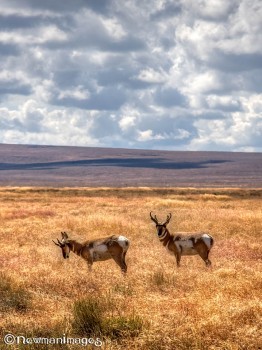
[72,297,104,336]
[150,269,176,289]
[105,314,144,339]
[0,272,31,312]
[150,270,167,288]
[72,295,144,340]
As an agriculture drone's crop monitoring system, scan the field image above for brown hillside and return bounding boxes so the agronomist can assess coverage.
[0,144,261,187]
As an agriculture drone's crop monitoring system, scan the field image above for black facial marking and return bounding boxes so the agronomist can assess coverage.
[156,225,166,237]
[61,243,69,259]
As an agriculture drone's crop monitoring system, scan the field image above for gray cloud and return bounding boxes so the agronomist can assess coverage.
[0,14,39,29]
[52,86,126,111]
[4,0,109,13]
[0,0,261,152]
[154,87,188,107]
[0,79,31,95]
[0,42,20,56]
[208,51,262,73]
[150,1,182,20]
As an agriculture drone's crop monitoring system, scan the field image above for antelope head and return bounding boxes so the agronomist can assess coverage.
[150,212,172,237]
[52,232,70,259]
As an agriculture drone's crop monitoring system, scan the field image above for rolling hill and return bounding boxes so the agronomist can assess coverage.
[0,144,261,187]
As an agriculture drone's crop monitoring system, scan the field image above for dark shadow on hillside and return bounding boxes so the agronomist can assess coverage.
[0,158,231,171]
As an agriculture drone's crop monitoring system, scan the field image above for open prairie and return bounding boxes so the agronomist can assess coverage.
[0,187,262,350]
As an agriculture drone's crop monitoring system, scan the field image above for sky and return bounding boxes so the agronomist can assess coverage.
[0,0,261,152]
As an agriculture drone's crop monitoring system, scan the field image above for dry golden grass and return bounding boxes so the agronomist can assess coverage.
[0,187,261,350]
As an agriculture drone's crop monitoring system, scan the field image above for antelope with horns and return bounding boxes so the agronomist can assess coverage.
[150,212,214,267]
[53,232,130,273]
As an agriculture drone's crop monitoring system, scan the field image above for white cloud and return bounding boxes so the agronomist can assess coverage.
[0,0,261,152]
[175,129,191,140]
[119,115,136,132]
[241,94,262,114]
[101,18,127,40]
[206,95,241,111]
[137,129,154,141]
[186,71,223,94]
[58,86,90,101]
[137,129,165,142]
[136,68,168,84]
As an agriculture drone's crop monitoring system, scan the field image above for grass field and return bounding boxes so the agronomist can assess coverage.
[0,187,261,350]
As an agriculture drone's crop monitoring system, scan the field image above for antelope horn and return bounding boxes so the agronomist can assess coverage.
[53,239,61,247]
[163,213,172,225]
[150,211,159,224]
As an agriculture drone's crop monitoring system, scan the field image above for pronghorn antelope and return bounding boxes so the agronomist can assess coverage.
[150,212,214,267]
[53,232,130,273]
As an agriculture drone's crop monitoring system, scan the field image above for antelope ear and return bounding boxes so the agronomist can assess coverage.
[61,232,69,240]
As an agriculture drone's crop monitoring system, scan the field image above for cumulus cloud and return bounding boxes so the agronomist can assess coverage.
[0,0,261,151]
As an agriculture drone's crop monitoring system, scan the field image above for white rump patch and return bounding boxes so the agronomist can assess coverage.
[117,235,129,250]
[202,234,212,249]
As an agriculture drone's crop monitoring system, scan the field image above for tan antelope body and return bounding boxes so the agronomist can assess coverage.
[150,212,214,267]
[53,232,130,273]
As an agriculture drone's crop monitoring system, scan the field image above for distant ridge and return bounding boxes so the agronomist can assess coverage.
[0,144,261,187]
